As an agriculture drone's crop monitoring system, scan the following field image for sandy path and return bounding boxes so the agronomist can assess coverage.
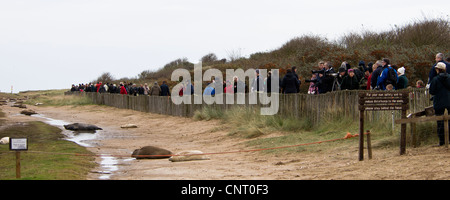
[1,103,449,180]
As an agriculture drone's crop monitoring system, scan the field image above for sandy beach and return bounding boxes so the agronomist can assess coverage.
[1,103,449,180]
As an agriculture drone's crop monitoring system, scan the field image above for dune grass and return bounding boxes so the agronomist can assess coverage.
[194,106,439,154]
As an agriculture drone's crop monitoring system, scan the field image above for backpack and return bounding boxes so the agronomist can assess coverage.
[385,67,398,88]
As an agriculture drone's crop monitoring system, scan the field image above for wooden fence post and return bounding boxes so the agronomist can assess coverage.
[366,130,372,160]
[359,108,364,161]
[400,109,407,155]
[16,151,21,179]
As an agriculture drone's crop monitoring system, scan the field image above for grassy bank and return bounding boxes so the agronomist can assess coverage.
[20,89,94,107]
[0,121,95,180]
[194,106,438,154]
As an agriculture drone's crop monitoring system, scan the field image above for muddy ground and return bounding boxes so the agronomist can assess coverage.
[1,104,449,180]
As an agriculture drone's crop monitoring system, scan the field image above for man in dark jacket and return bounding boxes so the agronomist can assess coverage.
[371,60,383,89]
[281,69,300,94]
[429,62,450,146]
[317,62,335,93]
[428,53,450,87]
[160,81,170,96]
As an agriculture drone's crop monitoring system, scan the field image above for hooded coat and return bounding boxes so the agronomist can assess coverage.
[149,83,161,96]
[341,75,359,90]
[281,71,300,94]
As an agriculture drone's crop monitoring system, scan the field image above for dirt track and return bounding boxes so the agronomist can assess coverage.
[2,104,449,180]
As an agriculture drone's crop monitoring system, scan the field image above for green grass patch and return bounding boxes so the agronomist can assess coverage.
[22,89,94,107]
[0,121,95,180]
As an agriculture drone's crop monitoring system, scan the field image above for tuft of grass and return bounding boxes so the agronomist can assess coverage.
[193,106,224,121]
[0,121,95,180]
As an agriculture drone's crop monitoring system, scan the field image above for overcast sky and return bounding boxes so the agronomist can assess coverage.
[0,0,448,93]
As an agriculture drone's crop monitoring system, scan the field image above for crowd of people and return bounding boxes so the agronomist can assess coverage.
[69,53,450,146]
[70,53,450,97]
[71,81,171,96]
[304,58,411,95]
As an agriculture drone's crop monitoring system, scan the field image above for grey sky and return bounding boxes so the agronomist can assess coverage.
[0,0,448,93]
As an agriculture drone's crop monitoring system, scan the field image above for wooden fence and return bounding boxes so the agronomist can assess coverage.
[65,88,432,126]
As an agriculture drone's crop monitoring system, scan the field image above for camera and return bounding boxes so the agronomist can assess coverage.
[307,68,341,93]
[305,79,318,83]
[311,69,325,74]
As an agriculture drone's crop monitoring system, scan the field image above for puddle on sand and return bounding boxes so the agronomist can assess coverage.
[31,114,121,180]
[98,156,119,179]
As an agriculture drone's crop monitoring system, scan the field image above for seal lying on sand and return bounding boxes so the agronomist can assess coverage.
[63,123,102,131]
[169,150,210,162]
[131,146,172,159]
[20,109,37,116]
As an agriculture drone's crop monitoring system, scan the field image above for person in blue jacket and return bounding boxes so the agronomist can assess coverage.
[203,82,215,96]
[376,58,398,90]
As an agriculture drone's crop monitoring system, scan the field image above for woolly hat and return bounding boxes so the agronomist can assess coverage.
[398,67,405,76]
[358,60,365,66]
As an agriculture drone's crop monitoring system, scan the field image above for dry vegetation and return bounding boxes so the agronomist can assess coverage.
[93,18,449,92]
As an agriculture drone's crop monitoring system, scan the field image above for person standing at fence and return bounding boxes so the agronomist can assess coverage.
[397,67,409,90]
[280,69,300,94]
[251,69,264,93]
[233,76,246,93]
[359,68,371,90]
[341,69,359,90]
[429,62,450,146]
[428,53,450,88]
[143,83,149,95]
[149,81,161,96]
[160,81,170,96]
[307,74,318,94]
[120,83,127,95]
[376,58,398,90]
[96,82,102,92]
[203,81,215,96]
[371,60,383,89]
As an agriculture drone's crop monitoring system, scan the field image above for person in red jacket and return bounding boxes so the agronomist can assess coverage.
[96,82,102,92]
[120,83,128,95]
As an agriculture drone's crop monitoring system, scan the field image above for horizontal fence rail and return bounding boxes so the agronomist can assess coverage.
[65,88,432,126]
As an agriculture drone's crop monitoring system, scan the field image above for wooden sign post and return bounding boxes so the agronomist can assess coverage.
[358,91,409,161]
[9,138,28,179]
